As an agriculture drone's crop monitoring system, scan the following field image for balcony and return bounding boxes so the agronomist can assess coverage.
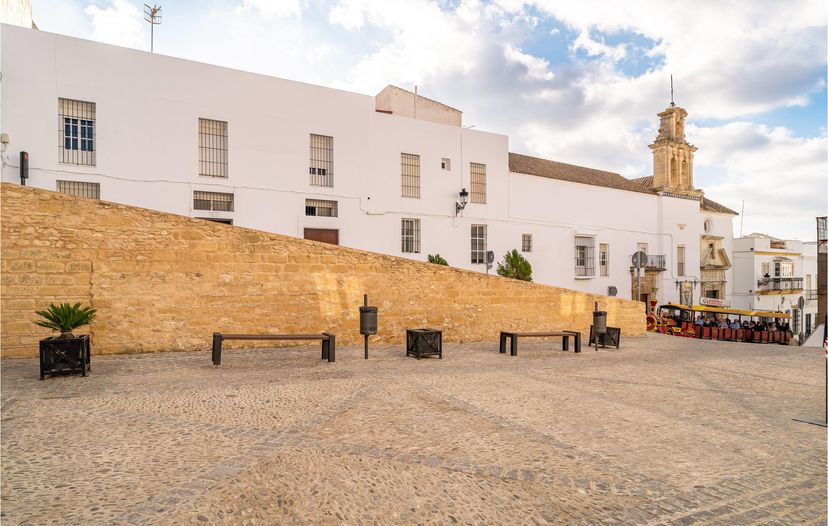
[756,277,803,293]
[630,254,666,271]
[806,289,818,300]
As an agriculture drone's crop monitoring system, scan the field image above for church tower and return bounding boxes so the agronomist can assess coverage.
[648,103,701,198]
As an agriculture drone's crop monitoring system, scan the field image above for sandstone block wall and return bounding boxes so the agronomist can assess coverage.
[1,184,645,358]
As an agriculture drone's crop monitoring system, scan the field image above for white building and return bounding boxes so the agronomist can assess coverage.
[0,24,738,308]
[732,234,819,339]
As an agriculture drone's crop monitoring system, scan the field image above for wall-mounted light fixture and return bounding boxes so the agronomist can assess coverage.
[455,188,469,216]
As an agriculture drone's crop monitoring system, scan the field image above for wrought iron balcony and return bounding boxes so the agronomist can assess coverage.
[756,277,803,292]
[805,289,818,300]
[630,254,667,271]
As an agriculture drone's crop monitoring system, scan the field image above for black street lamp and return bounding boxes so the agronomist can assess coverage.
[455,188,469,216]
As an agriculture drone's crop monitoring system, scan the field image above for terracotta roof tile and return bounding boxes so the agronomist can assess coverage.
[509,153,656,195]
[700,197,738,215]
[512,154,739,215]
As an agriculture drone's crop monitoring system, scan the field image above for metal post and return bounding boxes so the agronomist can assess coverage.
[364,294,369,359]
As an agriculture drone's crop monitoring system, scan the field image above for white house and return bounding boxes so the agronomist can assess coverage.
[0,23,738,308]
[732,234,818,339]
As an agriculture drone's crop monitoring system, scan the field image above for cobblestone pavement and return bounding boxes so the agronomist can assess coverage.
[2,333,825,525]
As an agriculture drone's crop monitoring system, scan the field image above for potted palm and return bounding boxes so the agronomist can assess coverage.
[35,302,96,380]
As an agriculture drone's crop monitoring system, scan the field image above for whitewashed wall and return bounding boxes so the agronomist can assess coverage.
[1,24,733,307]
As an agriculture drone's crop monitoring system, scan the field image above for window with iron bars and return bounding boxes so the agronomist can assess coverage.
[193,191,234,212]
[471,224,487,264]
[599,243,609,276]
[198,118,228,178]
[59,98,96,166]
[309,134,334,186]
[401,218,421,253]
[522,234,532,253]
[57,180,100,199]
[470,162,486,204]
[305,199,338,217]
[575,236,595,276]
[401,153,420,198]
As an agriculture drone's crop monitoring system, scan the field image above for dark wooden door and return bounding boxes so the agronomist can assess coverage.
[304,228,339,245]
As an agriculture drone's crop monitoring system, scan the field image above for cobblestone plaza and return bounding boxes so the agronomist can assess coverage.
[2,334,825,525]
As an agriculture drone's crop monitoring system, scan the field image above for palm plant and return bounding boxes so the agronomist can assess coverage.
[34,302,97,338]
[496,249,532,281]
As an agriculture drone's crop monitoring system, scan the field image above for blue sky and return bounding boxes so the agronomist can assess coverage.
[30,0,828,240]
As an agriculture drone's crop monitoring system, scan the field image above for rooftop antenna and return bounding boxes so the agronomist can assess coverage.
[143,4,162,53]
[670,74,675,107]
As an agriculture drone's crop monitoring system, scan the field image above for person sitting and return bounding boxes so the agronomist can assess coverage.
[719,318,729,329]
[694,317,703,326]
[730,319,741,329]
[742,320,750,328]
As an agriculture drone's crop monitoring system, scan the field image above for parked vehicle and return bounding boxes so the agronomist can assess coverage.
[647,303,792,344]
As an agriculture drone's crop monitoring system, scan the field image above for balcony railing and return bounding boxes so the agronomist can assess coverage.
[630,254,666,271]
[806,289,818,300]
[756,277,803,292]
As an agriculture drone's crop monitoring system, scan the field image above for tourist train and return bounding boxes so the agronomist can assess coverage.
[648,303,793,344]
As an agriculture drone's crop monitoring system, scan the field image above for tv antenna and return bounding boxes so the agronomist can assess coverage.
[144,4,162,53]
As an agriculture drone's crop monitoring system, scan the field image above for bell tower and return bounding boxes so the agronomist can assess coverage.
[648,87,701,197]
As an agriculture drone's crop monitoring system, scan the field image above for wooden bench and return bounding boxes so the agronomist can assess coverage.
[212,332,336,366]
[499,331,581,356]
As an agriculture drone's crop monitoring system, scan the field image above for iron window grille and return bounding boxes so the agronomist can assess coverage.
[58,98,96,166]
[193,190,234,212]
[305,199,338,217]
[471,224,487,263]
[57,180,100,199]
[309,134,334,187]
[470,162,486,203]
[522,234,532,252]
[441,158,451,170]
[198,118,228,178]
[599,243,609,276]
[677,245,685,276]
[575,236,595,277]
[401,153,420,198]
[401,218,421,253]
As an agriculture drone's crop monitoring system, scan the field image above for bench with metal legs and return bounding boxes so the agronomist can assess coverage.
[212,332,336,365]
[499,331,581,356]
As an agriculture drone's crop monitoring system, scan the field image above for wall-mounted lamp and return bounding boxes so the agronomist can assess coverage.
[455,188,469,216]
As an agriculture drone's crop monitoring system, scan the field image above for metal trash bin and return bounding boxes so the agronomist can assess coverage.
[359,306,377,335]
[359,294,377,359]
[592,310,607,335]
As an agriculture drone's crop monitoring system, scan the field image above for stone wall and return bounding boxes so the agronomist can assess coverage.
[1,184,645,358]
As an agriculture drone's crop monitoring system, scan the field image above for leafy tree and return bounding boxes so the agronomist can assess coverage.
[427,254,449,266]
[496,249,532,281]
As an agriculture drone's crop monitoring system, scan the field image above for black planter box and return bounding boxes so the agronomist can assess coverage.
[39,335,91,380]
[406,328,443,359]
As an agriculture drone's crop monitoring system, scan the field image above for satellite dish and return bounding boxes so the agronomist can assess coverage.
[631,251,648,269]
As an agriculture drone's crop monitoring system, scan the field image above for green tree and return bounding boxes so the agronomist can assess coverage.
[427,254,449,266]
[496,249,532,281]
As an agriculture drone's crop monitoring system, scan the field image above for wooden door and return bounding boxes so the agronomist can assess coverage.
[304,228,339,245]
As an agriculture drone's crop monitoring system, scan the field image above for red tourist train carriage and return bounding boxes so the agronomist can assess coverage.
[647,303,792,344]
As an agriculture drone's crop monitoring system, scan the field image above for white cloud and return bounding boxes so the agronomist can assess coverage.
[571,30,626,62]
[238,0,301,18]
[84,0,145,49]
